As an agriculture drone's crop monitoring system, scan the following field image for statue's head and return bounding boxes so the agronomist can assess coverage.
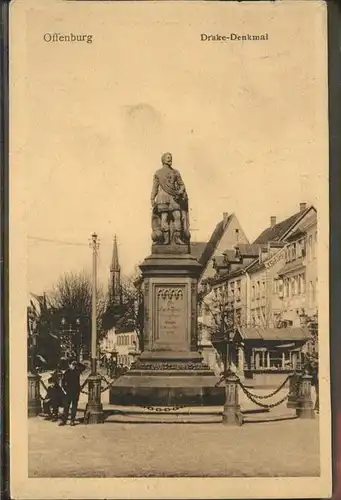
[161,152,172,167]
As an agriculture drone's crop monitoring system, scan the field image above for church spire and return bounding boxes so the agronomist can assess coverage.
[110,235,120,272]
[110,235,121,304]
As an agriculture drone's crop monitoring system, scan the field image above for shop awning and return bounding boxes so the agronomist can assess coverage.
[235,326,311,342]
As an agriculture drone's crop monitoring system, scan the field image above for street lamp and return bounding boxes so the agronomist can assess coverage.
[211,288,234,376]
[59,314,87,363]
[84,232,104,424]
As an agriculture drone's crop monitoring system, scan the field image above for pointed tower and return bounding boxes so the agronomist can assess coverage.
[110,235,121,303]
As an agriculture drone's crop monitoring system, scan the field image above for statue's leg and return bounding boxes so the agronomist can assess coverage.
[172,210,184,244]
[160,211,170,245]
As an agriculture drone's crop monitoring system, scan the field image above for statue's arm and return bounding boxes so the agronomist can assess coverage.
[176,171,188,198]
[151,174,159,205]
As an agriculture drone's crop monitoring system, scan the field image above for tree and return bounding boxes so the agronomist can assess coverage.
[49,271,107,359]
[27,293,60,369]
[198,284,240,372]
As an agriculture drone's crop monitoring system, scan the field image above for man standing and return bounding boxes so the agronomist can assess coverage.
[150,152,190,245]
[59,360,86,426]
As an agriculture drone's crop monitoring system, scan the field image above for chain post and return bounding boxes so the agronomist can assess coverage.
[222,371,243,426]
[28,372,42,417]
[287,372,301,409]
[296,372,315,419]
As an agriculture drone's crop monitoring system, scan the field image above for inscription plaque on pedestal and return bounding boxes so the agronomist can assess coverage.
[155,286,187,349]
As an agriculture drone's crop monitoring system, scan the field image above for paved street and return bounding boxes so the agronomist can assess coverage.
[29,415,319,478]
[30,371,319,478]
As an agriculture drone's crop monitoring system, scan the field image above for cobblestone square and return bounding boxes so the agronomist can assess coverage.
[29,390,320,478]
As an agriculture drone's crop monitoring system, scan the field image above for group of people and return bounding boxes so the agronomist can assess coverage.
[42,359,86,426]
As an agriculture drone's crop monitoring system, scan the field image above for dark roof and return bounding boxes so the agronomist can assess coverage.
[253,206,313,244]
[221,249,239,262]
[191,214,234,272]
[212,264,249,285]
[286,228,306,241]
[190,242,208,262]
[213,255,229,268]
[234,243,268,257]
[278,257,305,276]
[236,326,310,341]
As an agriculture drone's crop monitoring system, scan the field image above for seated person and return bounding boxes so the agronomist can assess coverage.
[43,376,65,421]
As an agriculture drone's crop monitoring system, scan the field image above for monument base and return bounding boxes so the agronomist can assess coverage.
[109,352,225,406]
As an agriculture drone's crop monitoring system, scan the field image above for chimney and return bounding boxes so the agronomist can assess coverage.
[223,212,229,226]
[300,202,307,212]
[270,216,276,228]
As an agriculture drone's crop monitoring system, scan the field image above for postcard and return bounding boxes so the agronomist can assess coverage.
[9,0,331,498]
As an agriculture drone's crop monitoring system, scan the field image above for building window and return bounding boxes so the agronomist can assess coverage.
[300,273,306,294]
[313,231,317,259]
[273,312,281,327]
[261,306,266,323]
[296,241,301,259]
[261,281,265,298]
[251,310,255,326]
[256,281,260,299]
[268,350,283,369]
[307,235,313,261]
[251,284,255,300]
[235,308,241,325]
[236,280,241,300]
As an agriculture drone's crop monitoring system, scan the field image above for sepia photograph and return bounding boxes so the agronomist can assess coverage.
[9,0,331,498]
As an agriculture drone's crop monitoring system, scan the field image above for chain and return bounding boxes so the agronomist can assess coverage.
[239,376,290,400]
[40,378,48,392]
[142,405,187,412]
[238,383,289,409]
[215,375,225,387]
[79,374,117,395]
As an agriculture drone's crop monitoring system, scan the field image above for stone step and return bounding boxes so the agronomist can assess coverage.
[104,412,223,424]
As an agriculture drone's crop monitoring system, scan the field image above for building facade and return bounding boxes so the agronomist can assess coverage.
[198,203,317,384]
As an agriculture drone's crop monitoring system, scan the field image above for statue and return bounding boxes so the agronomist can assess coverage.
[151,152,190,246]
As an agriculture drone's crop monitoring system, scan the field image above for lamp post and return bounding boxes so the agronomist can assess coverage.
[27,309,42,417]
[212,288,234,376]
[84,233,104,424]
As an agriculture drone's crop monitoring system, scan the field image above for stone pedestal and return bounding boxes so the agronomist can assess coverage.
[110,249,225,406]
[28,372,42,417]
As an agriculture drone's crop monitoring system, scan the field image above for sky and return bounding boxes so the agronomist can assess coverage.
[13,0,327,297]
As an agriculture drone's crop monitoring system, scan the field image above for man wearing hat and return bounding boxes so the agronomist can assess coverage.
[43,376,65,421]
[59,359,86,426]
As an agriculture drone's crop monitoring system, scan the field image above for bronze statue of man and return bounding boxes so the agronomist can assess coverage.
[151,152,190,245]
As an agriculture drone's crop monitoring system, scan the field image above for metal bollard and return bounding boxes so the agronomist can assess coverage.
[28,372,42,417]
[296,373,315,419]
[287,372,301,409]
[222,371,243,426]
